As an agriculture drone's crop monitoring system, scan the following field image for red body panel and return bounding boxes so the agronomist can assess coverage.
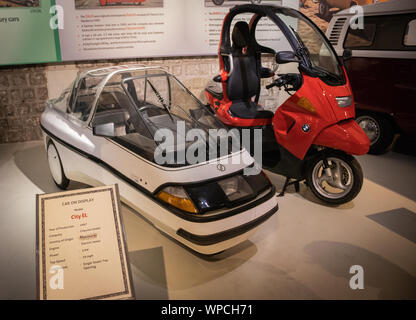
[314,120,370,156]
[207,66,370,159]
[273,68,368,160]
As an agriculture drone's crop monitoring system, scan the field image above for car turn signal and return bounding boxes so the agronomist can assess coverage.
[157,186,198,213]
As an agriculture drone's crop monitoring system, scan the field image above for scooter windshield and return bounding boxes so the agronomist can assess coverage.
[274,8,345,84]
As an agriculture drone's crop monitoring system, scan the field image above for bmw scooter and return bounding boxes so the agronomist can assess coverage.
[205,4,370,205]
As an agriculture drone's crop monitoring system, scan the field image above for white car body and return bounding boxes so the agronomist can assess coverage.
[40,65,278,255]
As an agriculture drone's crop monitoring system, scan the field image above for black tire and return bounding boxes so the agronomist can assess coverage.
[47,140,70,190]
[306,152,363,205]
[318,0,330,19]
[212,0,225,5]
[356,113,395,155]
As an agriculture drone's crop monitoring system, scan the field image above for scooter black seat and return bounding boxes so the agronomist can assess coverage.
[229,100,274,120]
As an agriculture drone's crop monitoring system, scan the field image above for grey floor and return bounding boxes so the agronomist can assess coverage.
[0,140,415,300]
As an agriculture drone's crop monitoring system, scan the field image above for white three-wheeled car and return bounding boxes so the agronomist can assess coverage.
[41,65,278,254]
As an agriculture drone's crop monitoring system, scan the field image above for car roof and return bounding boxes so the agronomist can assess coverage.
[335,0,416,17]
[76,64,168,125]
[77,64,167,91]
[80,64,163,78]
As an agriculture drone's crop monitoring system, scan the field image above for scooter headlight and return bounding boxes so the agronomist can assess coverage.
[336,96,353,108]
[157,186,198,213]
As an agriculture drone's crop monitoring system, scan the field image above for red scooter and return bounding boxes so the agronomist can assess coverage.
[205,4,370,205]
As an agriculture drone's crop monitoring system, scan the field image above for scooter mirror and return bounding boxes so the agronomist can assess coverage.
[275,51,299,64]
[213,75,222,83]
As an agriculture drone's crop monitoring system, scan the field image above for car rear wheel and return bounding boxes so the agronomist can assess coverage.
[47,140,70,189]
[356,113,395,155]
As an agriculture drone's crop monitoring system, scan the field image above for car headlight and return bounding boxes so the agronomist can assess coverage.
[157,186,198,213]
[218,175,253,201]
[336,96,352,108]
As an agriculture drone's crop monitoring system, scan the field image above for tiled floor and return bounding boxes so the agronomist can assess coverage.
[0,140,415,299]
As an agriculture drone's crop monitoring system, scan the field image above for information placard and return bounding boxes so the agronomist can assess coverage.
[0,0,298,66]
[36,184,134,300]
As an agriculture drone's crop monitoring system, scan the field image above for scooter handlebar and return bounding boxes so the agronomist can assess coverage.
[266,77,285,90]
[266,82,276,90]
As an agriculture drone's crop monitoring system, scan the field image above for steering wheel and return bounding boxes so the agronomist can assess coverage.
[125,118,135,134]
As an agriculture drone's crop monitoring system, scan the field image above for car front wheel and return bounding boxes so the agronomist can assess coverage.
[356,113,395,155]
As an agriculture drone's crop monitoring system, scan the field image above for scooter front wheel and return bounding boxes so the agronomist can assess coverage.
[306,152,363,205]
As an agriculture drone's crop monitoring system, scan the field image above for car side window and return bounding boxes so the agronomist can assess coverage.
[92,86,152,139]
[404,19,416,47]
[344,14,416,51]
[344,23,376,49]
[67,75,104,122]
[70,78,96,122]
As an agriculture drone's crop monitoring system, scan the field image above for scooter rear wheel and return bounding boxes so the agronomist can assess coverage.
[306,152,363,205]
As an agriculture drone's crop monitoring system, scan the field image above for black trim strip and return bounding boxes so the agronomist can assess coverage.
[177,203,278,246]
[40,124,276,223]
[287,120,296,134]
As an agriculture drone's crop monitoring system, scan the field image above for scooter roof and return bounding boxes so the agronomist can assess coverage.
[219,4,343,77]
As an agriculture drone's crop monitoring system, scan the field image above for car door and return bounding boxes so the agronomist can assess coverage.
[63,75,98,156]
[343,16,391,115]
[343,13,416,136]
[394,17,416,136]
[88,82,160,190]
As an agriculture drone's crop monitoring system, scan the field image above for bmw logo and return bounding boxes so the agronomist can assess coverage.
[302,124,310,133]
[217,164,226,172]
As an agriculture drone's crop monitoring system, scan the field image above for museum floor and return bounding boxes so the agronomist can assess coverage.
[0,140,415,300]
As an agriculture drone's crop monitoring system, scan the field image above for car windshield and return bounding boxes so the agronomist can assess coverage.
[121,73,224,136]
[274,8,344,83]
[91,70,240,166]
